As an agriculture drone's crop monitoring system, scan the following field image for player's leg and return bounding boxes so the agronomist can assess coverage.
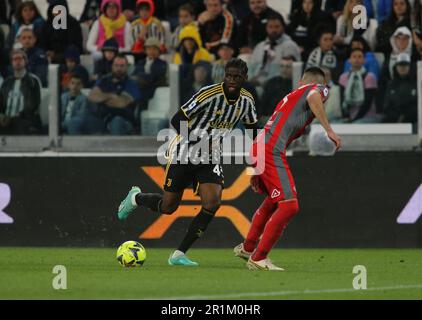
[247,198,299,271]
[234,196,277,260]
[117,161,188,220]
[247,154,299,270]
[169,183,222,267]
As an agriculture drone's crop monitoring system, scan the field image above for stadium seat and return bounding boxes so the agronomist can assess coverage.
[161,20,172,51]
[0,24,10,39]
[374,52,385,68]
[40,88,50,127]
[268,0,291,23]
[140,87,170,135]
[81,89,91,97]
[80,54,94,75]
[80,22,90,54]
[238,53,252,65]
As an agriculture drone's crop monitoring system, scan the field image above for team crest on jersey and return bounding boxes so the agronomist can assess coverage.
[271,189,281,199]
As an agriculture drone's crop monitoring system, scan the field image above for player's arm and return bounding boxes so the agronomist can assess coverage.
[307,91,342,150]
[170,109,189,135]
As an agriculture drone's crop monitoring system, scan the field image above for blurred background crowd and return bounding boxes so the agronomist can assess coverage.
[0,0,419,135]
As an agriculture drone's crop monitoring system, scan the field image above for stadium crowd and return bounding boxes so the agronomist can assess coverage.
[0,0,419,135]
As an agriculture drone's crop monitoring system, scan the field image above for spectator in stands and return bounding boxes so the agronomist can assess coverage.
[0,0,14,24]
[131,0,167,59]
[41,0,83,64]
[224,0,252,28]
[334,0,378,51]
[61,73,104,135]
[6,1,45,51]
[237,0,282,54]
[380,26,415,84]
[181,61,213,104]
[377,0,393,23]
[339,48,379,123]
[249,14,301,93]
[376,0,411,55]
[173,25,214,65]
[86,0,132,61]
[212,42,235,83]
[259,56,294,125]
[16,28,48,87]
[81,0,138,24]
[171,3,197,51]
[132,38,168,111]
[60,46,90,91]
[94,37,119,81]
[88,54,140,135]
[306,28,341,82]
[382,53,417,124]
[321,0,375,19]
[343,36,380,80]
[198,0,235,55]
[412,0,422,55]
[0,49,41,134]
[287,0,336,59]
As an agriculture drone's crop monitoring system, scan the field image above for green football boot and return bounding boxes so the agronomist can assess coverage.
[168,251,199,266]
[117,186,141,220]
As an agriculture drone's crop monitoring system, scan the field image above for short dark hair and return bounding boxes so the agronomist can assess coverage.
[179,3,195,16]
[69,72,83,82]
[114,53,128,64]
[303,66,325,79]
[225,58,248,75]
[267,13,285,28]
[350,48,365,57]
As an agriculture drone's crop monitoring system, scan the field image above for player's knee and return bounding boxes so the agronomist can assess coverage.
[202,197,221,213]
[160,201,179,215]
[278,198,299,217]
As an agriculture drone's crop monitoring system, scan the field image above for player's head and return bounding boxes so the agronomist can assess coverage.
[223,58,248,94]
[300,66,326,85]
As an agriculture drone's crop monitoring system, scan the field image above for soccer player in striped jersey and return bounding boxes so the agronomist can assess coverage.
[117,58,258,266]
[234,67,342,271]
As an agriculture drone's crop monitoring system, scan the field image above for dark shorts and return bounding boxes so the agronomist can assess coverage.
[163,161,224,194]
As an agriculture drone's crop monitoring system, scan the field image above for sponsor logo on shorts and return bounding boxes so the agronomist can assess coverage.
[271,189,281,199]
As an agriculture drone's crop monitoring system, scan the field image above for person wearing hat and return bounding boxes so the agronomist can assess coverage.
[0,49,42,134]
[94,37,120,81]
[378,26,416,108]
[132,37,168,112]
[382,52,417,124]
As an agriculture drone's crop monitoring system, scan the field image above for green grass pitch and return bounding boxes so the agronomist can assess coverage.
[1,248,421,300]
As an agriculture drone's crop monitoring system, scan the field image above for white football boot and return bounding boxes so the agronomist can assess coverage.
[246,257,285,271]
[233,243,253,261]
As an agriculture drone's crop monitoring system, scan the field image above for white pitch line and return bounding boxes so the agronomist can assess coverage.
[143,284,422,300]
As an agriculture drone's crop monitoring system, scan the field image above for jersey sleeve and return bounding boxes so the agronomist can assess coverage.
[242,97,258,125]
[180,86,213,119]
[307,84,329,103]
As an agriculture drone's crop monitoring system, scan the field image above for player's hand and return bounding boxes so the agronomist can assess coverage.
[327,130,342,151]
[250,175,263,194]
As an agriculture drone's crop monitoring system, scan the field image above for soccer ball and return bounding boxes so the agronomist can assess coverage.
[116,241,147,267]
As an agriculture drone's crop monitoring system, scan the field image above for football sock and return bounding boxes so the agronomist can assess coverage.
[252,199,299,261]
[243,197,277,253]
[135,193,163,213]
[177,208,216,253]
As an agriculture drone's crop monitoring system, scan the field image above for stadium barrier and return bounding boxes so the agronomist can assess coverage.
[0,152,421,247]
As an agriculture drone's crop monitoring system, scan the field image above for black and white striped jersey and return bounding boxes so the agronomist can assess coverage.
[181,82,257,133]
[170,82,258,164]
